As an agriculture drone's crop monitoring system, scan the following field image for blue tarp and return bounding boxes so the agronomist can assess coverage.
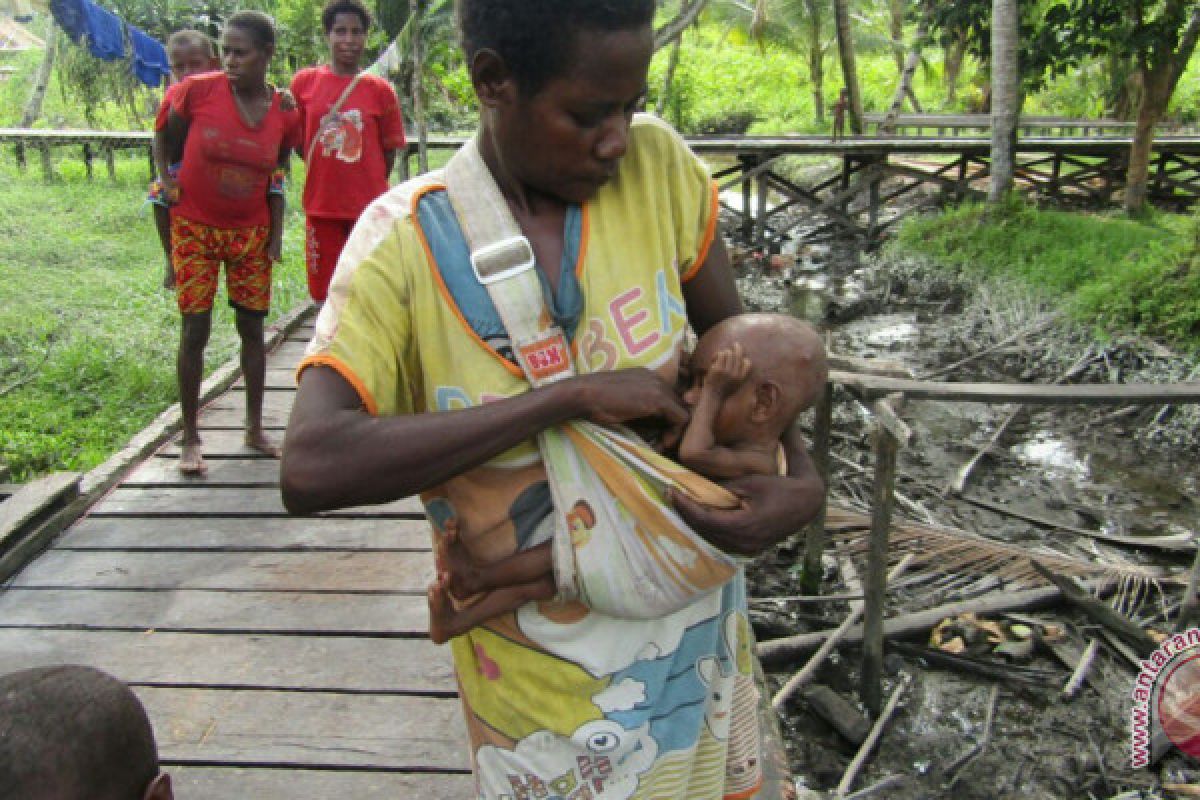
[80,0,124,61]
[129,25,168,87]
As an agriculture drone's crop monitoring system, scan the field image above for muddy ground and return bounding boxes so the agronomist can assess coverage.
[732,230,1200,799]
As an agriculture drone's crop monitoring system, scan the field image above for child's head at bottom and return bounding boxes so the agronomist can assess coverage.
[0,665,173,800]
[687,312,828,445]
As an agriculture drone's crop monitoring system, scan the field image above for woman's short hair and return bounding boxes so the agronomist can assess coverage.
[225,10,277,51]
[457,0,655,95]
[322,0,372,33]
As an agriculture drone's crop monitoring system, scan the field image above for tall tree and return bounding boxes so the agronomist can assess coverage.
[989,0,1019,201]
[832,0,863,133]
[804,0,828,123]
[880,0,932,133]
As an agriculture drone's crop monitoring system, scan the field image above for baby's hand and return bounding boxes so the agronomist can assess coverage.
[703,343,751,397]
[277,87,297,113]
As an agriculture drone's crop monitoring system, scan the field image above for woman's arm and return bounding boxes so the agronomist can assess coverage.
[266,147,290,262]
[281,364,689,515]
[154,109,189,200]
[383,148,398,180]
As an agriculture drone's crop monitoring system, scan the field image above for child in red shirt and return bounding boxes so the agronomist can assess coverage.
[290,0,406,304]
[156,11,301,475]
[149,30,218,290]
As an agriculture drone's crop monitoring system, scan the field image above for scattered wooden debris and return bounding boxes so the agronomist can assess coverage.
[834,673,911,797]
[944,685,999,788]
[1062,638,1100,700]
[803,685,872,745]
[1032,562,1160,658]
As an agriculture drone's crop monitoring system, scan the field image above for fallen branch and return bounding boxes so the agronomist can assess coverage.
[945,684,999,787]
[919,316,1059,380]
[772,556,914,710]
[841,774,909,799]
[1031,562,1159,658]
[889,641,1058,684]
[835,673,911,797]
[1062,638,1100,700]
[758,583,1082,665]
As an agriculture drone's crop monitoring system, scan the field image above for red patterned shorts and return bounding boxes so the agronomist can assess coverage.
[171,215,272,316]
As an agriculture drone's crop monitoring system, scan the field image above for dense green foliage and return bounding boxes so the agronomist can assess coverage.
[892,200,1200,348]
[0,159,308,481]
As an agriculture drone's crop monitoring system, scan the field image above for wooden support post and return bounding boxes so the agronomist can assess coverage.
[15,142,26,172]
[754,170,769,247]
[840,155,852,216]
[861,394,910,717]
[867,167,881,239]
[38,143,53,182]
[146,145,155,182]
[83,142,93,181]
[103,145,116,183]
[740,154,755,240]
[800,382,834,595]
[1050,153,1062,202]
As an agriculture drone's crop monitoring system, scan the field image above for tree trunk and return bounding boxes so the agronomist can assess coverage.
[656,33,683,118]
[20,30,57,128]
[944,31,967,106]
[409,0,428,174]
[988,0,1019,203]
[833,0,863,134]
[889,0,905,72]
[654,0,708,52]
[1124,8,1200,214]
[880,3,930,134]
[805,0,825,124]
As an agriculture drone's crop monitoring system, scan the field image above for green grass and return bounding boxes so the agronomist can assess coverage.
[0,156,309,481]
[891,199,1200,348]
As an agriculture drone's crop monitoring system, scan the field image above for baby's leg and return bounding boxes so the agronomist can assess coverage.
[427,572,556,644]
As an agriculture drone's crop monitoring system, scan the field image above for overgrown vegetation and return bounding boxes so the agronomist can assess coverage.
[0,159,308,481]
[892,199,1200,348]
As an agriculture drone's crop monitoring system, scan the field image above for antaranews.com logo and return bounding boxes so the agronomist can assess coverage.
[1132,627,1200,768]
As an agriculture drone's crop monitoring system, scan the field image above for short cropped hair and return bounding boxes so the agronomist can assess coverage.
[322,0,372,33]
[456,0,655,95]
[166,29,215,58]
[225,9,276,51]
[0,665,160,800]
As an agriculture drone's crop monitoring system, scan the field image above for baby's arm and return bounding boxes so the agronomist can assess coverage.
[428,572,556,644]
[679,344,777,479]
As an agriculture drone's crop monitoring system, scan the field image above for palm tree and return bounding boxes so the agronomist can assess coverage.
[879,0,932,134]
[988,0,1018,202]
[832,0,863,134]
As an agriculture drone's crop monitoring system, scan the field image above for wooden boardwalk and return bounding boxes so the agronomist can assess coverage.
[0,321,474,798]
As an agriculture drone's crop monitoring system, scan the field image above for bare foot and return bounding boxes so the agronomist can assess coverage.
[179,441,207,475]
[427,572,464,645]
[245,429,281,458]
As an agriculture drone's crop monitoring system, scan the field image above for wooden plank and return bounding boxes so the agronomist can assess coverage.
[8,550,434,592]
[0,588,431,634]
[169,767,473,799]
[0,472,80,553]
[0,629,456,691]
[233,368,298,390]
[138,687,467,769]
[56,516,432,551]
[160,429,293,457]
[123,456,285,486]
[87,487,424,517]
[199,406,293,428]
[830,371,1200,404]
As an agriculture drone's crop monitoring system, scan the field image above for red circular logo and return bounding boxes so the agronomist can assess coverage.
[1157,653,1200,759]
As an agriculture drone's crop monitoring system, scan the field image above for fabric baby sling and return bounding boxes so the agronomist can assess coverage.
[444,136,742,619]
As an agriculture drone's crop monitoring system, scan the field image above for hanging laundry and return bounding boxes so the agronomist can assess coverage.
[129,25,168,87]
[48,0,86,44]
[80,0,123,61]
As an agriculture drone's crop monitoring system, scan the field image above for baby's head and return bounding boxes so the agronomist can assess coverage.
[685,313,827,446]
[166,29,217,83]
[0,665,173,800]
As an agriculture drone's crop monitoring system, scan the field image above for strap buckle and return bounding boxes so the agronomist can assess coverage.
[470,236,536,285]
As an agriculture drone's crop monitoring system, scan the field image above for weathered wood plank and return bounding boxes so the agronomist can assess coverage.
[123,457,284,486]
[160,429,292,456]
[55,516,431,551]
[169,767,473,799]
[0,472,80,553]
[87,487,424,517]
[0,629,456,691]
[8,550,434,591]
[138,687,468,769]
[830,370,1200,404]
[0,589,431,634]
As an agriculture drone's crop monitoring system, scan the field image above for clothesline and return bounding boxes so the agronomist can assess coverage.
[48,0,168,88]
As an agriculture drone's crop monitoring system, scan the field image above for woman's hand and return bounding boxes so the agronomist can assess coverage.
[570,368,690,449]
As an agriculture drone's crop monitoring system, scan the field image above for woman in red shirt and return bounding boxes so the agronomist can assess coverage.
[157,10,301,475]
[290,0,407,304]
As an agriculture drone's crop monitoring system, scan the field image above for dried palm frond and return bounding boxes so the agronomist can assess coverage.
[823,504,1182,605]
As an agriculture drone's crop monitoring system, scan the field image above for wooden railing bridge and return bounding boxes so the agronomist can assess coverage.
[6,127,1200,249]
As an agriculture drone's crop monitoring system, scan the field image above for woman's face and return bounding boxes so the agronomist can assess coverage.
[327,11,366,72]
[221,27,271,90]
[494,26,653,205]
